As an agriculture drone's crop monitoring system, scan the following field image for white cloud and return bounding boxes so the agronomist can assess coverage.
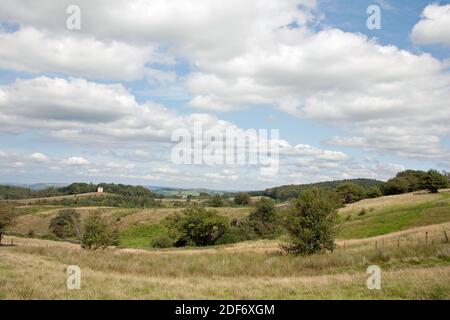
[30,152,49,162]
[411,4,450,46]
[0,27,157,81]
[64,156,90,166]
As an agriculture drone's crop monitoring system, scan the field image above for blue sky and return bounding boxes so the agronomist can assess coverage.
[0,0,449,190]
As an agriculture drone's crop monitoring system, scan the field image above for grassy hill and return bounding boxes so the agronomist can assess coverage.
[1,190,449,299]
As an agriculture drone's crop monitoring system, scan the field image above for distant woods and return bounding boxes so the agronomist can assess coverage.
[0,183,159,208]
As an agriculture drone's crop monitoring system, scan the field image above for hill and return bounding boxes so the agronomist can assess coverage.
[263,178,384,201]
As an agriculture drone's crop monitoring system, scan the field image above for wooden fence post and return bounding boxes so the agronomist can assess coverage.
[397,239,400,249]
[444,230,449,243]
[426,232,428,244]
[375,241,378,251]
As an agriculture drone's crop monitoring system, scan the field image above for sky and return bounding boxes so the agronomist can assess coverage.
[0,0,449,190]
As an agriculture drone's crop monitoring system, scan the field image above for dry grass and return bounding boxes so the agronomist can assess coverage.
[1,220,449,299]
[339,190,450,215]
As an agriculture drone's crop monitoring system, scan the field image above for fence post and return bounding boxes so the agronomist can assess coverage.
[426,232,428,244]
[397,239,400,249]
[375,241,378,251]
[444,230,449,243]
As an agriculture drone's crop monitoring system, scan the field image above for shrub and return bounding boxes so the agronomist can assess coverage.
[81,212,119,250]
[151,234,175,248]
[208,195,224,207]
[234,193,251,206]
[281,188,339,256]
[163,205,230,246]
[0,204,15,245]
[421,170,448,193]
[336,183,365,204]
[49,209,81,239]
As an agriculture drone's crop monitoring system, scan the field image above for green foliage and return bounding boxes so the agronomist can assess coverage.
[40,194,161,208]
[0,185,33,200]
[164,205,230,246]
[281,188,339,255]
[0,204,15,244]
[49,209,81,239]
[263,178,383,201]
[151,234,176,248]
[81,212,119,250]
[366,186,382,198]
[208,194,224,207]
[421,170,448,193]
[234,193,251,206]
[336,183,365,204]
[382,170,448,195]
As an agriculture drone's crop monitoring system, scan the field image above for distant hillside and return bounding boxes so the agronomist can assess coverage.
[0,182,156,200]
[263,178,384,201]
[147,186,226,197]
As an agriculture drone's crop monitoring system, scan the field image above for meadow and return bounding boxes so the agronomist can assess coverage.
[0,190,449,299]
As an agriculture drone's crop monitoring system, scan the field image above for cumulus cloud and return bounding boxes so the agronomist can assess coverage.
[0,27,158,81]
[63,157,90,166]
[30,152,49,162]
[411,4,450,46]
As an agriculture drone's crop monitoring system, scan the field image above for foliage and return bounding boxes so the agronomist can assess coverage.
[163,205,230,246]
[151,234,176,248]
[420,170,449,193]
[234,193,251,206]
[336,183,365,204]
[382,170,448,195]
[49,209,81,239]
[208,194,224,207]
[263,178,383,201]
[281,188,340,255]
[81,212,119,250]
[0,204,15,244]
[40,194,161,208]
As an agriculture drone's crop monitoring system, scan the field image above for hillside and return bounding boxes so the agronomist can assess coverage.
[263,178,384,201]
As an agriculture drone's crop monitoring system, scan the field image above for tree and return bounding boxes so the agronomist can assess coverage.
[366,186,382,198]
[0,204,15,245]
[421,170,448,193]
[381,177,410,195]
[81,212,119,250]
[249,198,276,223]
[208,194,224,207]
[234,193,251,206]
[164,205,229,246]
[281,188,339,255]
[336,183,365,204]
[49,209,81,239]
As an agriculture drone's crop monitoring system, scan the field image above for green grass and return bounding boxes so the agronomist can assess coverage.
[338,194,450,239]
[119,224,166,248]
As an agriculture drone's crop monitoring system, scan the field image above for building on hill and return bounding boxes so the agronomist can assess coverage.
[97,187,104,193]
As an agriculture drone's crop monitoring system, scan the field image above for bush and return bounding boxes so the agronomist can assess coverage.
[0,204,15,245]
[336,183,365,204]
[421,170,448,193]
[151,234,175,248]
[234,193,251,206]
[208,195,224,207]
[81,212,119,250]
[281,188,339,256]
[49,209,81,239]
[163,205,230,246]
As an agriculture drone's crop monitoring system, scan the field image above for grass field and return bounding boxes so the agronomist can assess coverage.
[1,191,449,299]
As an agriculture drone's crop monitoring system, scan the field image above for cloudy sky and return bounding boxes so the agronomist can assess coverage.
[0,0,449,190]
